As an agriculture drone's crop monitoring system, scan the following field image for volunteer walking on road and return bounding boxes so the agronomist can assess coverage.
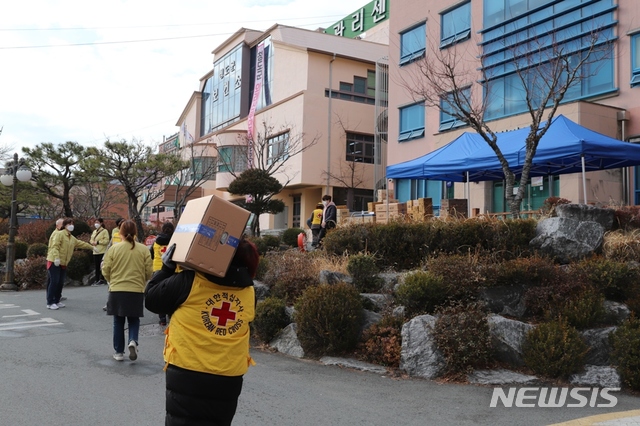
[145,238,259,426]
[46,218,94,310]
[90,218,110,285]
[102,220,153,362]
[149,221,176,326]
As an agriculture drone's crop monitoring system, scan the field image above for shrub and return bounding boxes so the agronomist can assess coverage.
[483,255,560,288]
[14,240,28,259]
[426,254,484,300]
[255,256,269,281]
[347,253,382,293]
[252,297,290,343]
[15,256,48,290]
[612,206,640,231]
[602,230,640,262]
[66,250,93,280]
[356,315,403,368]
[394,271,450,317]
[262,250,319,304]
[522,269,582,319]
[573,256,640,302]
[27,243,48,259]
[17,220,52,245]
[556,287,606,330]
[539,197,571,216]
[432,301,493,376]
[610,315,640,390]
[71,220,92,239]
[249,234,281,255]
[295,282,363,356]
[281,227,305,248]
[522,318,587,379]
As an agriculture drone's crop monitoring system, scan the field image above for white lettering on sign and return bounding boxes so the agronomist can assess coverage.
[490,387,619,408]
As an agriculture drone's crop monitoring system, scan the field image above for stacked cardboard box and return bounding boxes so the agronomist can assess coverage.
[377,189,394,201]
[336,207,350,224]
[440,199,468,218]
[375,202,407,224]
[407,198,433,221]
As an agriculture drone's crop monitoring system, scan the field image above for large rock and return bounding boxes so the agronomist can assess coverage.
[603,301,630,324]
[479,285,527,319]
[399,315,445,379]
[361,309,382,333]
[570,365,620,388]
[488,315,534,366]
[319,270,352,285]
[555,204,615,231]
[581,327,616,366]
[529,217,605,264]
[269,323,304,358]
[361,293,393,311]
[254,280,270,302]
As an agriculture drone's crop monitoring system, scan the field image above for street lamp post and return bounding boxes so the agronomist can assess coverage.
[0,153,32,291]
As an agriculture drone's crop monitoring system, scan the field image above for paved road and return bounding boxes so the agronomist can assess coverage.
[0,286,638,426]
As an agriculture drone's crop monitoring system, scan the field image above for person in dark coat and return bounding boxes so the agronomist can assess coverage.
[318,194,337,246]
[149,221,175,326]
[145,238,259,426]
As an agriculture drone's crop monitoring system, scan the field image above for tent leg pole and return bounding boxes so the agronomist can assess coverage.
[582,156,587,204]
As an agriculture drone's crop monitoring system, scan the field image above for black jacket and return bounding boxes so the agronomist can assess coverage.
[145,264,254,426]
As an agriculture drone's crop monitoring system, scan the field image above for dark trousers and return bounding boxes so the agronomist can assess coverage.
[46,265,66,305]
[94,253,104,283]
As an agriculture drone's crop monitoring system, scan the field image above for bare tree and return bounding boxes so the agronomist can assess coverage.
[83,140,187,241]
[401,25,613,217]
[168,142,218,221]
[71,179,128,219]
[321,118,368,210]
[215,121,319,236]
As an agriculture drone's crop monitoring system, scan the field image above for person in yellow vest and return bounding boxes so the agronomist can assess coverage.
[46,218,94,310]
[308,202,324,248]
[111,217,124,245]
[145,238,259,426]
[90,218,110,285]
[149,221,175,326]
[102,220,153,362]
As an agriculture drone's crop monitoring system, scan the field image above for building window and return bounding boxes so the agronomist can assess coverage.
[482,0,616,120]
[400,22,426,65]
[190,157,216,181]
[398,103,425,142]
[346,132,374,163]
[326,73,375,104]
[440,88,470,132]
[217,146,247,173]
[267,132,289,165]
[632,33,640,87]
[441,2,471,48]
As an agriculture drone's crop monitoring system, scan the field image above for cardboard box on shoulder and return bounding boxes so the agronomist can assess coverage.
[169,195,251,277]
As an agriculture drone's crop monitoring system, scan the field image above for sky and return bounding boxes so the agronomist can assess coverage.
[0,0,370,154]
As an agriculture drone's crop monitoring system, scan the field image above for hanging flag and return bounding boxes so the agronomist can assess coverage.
[247,42,265,168]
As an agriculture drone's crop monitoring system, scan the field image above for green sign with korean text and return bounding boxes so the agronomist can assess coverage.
[324,0,388,38]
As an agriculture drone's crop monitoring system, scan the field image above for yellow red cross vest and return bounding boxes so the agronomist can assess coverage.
[163,272,255,376]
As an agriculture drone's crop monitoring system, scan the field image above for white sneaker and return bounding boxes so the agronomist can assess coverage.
[128,341,138,361]
[56,302,65,308]
[113,353,124,361]
[47,304,59,310]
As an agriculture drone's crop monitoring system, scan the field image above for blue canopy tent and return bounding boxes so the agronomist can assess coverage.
[387,115,640,204]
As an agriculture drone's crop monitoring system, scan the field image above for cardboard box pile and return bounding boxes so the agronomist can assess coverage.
[377,189,394,201]
[169,195,251,277]
[375,202,407,224]
[440,198,468,219]
[407,198,433,221]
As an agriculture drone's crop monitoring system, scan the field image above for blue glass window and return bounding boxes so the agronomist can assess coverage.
[400,23,426,65]
[440,88,470,131]
[441,2,471,48]
[399,103,425,142]
[632,34,640,87]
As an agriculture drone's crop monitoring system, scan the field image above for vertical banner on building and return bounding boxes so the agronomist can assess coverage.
[247,42,265,168]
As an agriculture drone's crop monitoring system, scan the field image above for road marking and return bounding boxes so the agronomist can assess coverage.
[0,304,20,309]
[0,318,62,331]
[3,309,39,318]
